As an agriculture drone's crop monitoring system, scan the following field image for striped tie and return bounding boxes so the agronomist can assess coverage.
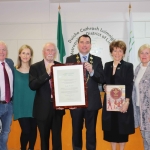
[83,56,87,62]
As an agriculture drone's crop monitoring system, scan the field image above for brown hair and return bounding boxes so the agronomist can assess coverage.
[109,40,126,54]
[16,45,33,69]
[78,34,91,43]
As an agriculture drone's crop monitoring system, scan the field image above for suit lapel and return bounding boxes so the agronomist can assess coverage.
[40,60,47,74]
[5,58,14,73]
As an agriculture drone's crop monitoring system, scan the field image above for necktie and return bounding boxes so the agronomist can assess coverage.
[83,56,87,62]
[1,62,10,103]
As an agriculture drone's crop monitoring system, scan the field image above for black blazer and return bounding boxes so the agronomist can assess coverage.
[102,60,135,134]
[29,60,65,121]
[66,53,105,110]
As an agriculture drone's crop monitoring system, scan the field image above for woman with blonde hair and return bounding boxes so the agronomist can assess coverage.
[132,44,150,150]
[13,45,37,150]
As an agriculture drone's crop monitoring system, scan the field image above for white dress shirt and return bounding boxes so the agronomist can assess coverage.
[0,60,13,101]
[79,53,94,76]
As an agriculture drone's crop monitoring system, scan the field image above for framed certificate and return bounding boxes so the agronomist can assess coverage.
[106,85,125,111]
[51,63,88,108]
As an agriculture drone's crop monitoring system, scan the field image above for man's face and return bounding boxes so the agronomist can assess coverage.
[0,43,7,62]
[43,44,56,62]
[78,37,91,55]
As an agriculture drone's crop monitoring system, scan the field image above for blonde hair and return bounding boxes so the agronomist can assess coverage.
[16,45,33,69]
[138,44,150,57]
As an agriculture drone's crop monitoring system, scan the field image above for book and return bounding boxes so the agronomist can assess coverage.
[106,85,125,111]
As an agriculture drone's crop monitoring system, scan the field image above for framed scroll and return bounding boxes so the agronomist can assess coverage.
[106,85,125,111]
[51,64,88,108]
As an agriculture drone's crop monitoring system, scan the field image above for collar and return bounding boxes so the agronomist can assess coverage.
[0,59,6,63]
[79,53,89,59]
[140,61,150,67]
[0,59,6,66]
[112,59,124,65]
[44,59,55,66]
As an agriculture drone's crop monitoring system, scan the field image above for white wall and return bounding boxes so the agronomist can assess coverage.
[0,1,150,68]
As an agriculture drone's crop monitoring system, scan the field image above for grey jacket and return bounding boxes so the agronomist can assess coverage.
[132,62,150,131]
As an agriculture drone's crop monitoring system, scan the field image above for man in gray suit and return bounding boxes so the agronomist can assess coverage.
[0,41,14,150]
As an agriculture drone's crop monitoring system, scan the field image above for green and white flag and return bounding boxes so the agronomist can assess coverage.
[127,6,136,66]
[57,8,66,63]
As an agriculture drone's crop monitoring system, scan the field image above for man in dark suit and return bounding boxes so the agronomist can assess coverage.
[66,34,105,150]
[29,42,65,150]
[0,41,14,150]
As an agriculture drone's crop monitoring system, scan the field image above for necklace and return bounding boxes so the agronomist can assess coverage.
[76,54,93,83]
[20,66,29,69]
[113,63,117,68]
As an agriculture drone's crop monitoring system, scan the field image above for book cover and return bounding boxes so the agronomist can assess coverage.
[106,85,125,111]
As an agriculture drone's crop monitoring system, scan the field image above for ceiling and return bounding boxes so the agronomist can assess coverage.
[0,0,149,2]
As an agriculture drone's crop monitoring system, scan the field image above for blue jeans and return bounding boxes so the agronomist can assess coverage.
[0,101,13,150]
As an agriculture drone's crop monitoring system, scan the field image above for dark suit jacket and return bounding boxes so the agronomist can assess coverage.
[102,60,135,134]
[29,60,65,121]
[66,53,105,110]
[5,58,14,73]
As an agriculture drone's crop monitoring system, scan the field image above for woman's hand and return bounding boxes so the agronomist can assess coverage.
[120,98,129,113]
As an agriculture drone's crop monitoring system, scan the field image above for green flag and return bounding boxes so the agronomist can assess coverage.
[57,11,66,63]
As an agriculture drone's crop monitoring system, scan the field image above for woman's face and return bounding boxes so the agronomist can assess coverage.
[19,48,31,63]
[139,48,150,65]
[111,47,124,62]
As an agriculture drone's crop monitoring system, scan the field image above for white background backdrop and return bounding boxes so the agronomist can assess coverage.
[0,0,150,68]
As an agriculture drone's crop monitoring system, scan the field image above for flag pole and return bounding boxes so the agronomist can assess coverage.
[58,4,61,11]
[129,4,131,15]
[127,3,136,67]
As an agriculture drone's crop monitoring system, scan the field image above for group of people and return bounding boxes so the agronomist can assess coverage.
[0,34,150,150]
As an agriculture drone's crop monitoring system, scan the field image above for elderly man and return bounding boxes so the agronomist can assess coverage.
[0,41,14,150]
[29,42,65,150]
[66,34,105,150]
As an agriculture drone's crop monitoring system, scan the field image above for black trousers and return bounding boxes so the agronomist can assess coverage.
[18,117,37,150]
[37,108,63,150]
[70,108,98,150]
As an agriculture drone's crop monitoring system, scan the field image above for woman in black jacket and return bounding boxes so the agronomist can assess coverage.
[102,40,135,150]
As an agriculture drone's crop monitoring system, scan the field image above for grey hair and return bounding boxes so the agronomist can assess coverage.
[43,42,58,51]
[0,41,8,50]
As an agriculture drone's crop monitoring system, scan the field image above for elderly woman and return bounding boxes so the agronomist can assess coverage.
[132,44,150,150]
[102,40,135,150]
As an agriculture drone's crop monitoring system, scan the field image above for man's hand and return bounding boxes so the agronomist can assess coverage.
[69,107,77,110]
[56,107,65,110]
[84,62,93,73]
